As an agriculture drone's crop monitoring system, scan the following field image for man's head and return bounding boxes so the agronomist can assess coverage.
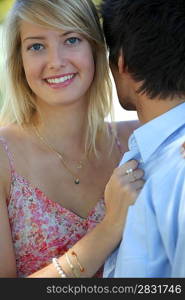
[101,0,185,110]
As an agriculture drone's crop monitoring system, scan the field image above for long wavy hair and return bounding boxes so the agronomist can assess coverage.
[1,0,114,155]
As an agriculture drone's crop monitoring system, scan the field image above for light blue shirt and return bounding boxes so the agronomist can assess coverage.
[104,102,185,277]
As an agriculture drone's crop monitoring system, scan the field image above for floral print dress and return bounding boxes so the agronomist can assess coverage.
[0,135,122,278]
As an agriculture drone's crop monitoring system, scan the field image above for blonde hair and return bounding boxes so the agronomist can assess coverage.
[1,0,114,155]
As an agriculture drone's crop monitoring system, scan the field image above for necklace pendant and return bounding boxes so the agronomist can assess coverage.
[75,178,80,184]
[76,165,82,169]
[76,161,83,169]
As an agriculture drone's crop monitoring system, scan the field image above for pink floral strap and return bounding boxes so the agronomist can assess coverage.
[0,136,15,174]
[108,123,123,155]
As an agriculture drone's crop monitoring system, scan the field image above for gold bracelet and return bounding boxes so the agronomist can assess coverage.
[65,252,79,278]
[71,251,85,273]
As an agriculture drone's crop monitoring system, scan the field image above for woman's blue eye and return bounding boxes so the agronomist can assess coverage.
[66,37,81,45]
[29,43,44,51]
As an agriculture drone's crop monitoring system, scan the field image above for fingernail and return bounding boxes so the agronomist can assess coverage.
[180,146,185,158]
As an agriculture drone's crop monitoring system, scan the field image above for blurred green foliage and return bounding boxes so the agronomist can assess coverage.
[0,0,14,23]
[93,0,102,5]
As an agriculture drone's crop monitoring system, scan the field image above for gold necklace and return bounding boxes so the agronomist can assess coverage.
[33,126,86,185]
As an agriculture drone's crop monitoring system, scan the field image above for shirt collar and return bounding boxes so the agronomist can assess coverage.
[131,102,185,163]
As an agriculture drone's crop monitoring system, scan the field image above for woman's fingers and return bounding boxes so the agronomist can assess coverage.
[104,159,145,227]
[114,161,144,183]
[125,169,144,183]
[119,159,139,174]
[129,179,145,191]
[180,142,185,158]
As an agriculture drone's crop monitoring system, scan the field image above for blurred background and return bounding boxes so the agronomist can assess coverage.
[0,0,137,121]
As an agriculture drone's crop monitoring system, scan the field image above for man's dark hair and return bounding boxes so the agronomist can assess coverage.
[101,0,185,99]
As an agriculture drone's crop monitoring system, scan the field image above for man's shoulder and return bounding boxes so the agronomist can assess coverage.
[155,132,185,164]
[146,134,185,190]
[143,141,185,214]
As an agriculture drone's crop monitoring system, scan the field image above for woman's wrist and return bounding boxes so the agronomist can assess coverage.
[100,213,128,242]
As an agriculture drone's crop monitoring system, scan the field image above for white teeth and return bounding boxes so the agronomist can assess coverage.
[46,74,74,84]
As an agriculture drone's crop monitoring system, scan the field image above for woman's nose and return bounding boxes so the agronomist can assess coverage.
[48,47,67,70]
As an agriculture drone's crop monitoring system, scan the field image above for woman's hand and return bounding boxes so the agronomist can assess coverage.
[104,159,144,229]
[180,142,185,157]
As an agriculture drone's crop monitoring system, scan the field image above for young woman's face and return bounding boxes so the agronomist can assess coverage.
[20,21,95,108]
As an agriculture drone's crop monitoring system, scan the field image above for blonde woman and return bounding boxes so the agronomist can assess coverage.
[0,0,143,278]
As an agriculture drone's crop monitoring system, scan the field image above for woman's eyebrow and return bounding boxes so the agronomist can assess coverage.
[23,36,46,42]
[22,31,76,43]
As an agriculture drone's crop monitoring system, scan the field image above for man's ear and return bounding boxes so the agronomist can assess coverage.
[118,50,125,75]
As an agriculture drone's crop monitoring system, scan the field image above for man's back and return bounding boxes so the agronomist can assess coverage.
[104,103,185,277]
[101,0,185,277]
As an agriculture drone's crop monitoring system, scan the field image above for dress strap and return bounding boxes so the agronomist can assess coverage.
[108,122,123,155]
[115,135,123,155]
[0,136,15,174]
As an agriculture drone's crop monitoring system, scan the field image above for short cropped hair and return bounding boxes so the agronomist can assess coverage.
[1,0,113,155]
[101,0,185,100]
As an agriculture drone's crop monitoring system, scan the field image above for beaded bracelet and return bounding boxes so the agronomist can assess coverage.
[52,257,67,278]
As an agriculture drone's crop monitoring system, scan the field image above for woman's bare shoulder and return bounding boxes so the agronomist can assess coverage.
[0,125,18,194]
[0,125,16,159]
[0,126,17,276]
[114,120,140,145]
[117,119,140,132]
[0,124,20,139]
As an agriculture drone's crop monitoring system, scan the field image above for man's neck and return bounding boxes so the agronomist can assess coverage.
[136,96,185,124]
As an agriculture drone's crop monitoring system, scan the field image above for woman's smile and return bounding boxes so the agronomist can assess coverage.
[44,73,77,89]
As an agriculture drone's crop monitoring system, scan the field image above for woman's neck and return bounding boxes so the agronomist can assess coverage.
[31,102,88,155]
